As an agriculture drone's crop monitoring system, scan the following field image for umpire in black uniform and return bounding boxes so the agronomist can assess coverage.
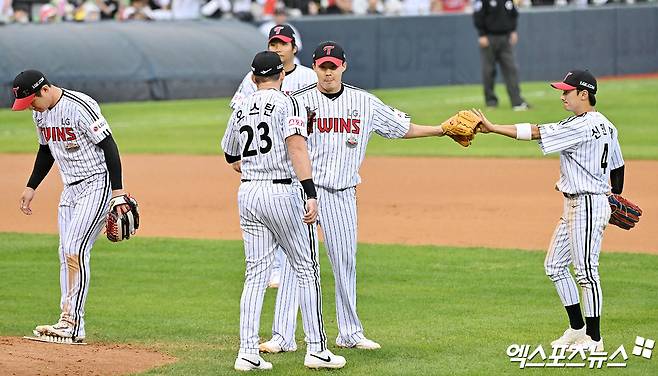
[473,0,528,110]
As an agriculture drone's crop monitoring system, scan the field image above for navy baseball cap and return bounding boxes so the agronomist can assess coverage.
[11,70,49,111]
[551,70,597,94]
[312,41,346,66]
[268,24,295,44]
[251,51,284,77]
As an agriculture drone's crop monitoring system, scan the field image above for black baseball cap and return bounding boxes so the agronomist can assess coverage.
[11,70,49,111]
[251,51,284,77]
[268,24,295,44]
[312,41,346,66]
[551,70,597,94]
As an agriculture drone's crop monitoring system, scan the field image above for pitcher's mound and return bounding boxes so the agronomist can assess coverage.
[0,336,176,376]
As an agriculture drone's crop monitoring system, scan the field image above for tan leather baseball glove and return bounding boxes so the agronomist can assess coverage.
[441,110,482,147]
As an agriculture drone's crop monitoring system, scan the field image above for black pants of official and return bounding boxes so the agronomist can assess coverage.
[479,33,525,107]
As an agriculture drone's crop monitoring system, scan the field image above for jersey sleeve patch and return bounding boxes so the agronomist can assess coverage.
[87,117,112,144]
[285,116,308,138]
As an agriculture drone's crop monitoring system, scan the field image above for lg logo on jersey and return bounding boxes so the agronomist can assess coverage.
[61,118,71,126]
[41,127,77,142]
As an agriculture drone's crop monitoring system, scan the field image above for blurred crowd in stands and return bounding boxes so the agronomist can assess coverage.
[0,0,653,24]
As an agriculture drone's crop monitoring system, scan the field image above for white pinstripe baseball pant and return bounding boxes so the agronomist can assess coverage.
[57,173,111,339]
[270,186,365,348]
[545,194,611,318]
[237,181,327,355]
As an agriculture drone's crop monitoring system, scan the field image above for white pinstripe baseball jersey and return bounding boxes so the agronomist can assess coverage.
[538,111,624,195]
[230,65,317,110]
[222,89,308,181]
[292,83,411,190]
[32,89,111,185]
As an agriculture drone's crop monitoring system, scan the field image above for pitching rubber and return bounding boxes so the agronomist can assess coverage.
[23,335,87,345]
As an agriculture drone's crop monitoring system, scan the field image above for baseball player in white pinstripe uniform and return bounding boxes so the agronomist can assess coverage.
[13,70,131,343]
[222,51,346,371]
[231,24,316,110]
[259,41,455,353]
[475,70,625,352]
[230,24,317,289]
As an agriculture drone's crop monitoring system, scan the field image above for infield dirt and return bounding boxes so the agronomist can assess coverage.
[1,154,656,254]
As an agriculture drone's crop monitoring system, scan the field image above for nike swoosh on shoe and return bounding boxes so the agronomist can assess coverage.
[310,354,331,362]
[242,358,261,367]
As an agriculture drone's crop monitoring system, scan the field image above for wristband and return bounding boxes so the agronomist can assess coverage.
[515,123,532,140]
[300,179,317,199]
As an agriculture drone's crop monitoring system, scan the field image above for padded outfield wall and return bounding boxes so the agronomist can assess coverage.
[1,5,657,107]
[0,20,264,108]
[291,5,658,89]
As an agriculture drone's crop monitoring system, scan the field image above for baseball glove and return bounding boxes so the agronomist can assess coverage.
[441,110,482,147]
[106,194,140,242]
[608,194,642,230]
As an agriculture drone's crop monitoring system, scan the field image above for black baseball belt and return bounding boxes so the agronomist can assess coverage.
[241,178,292,184]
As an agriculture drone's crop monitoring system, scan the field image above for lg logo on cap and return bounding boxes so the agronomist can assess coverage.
[323,46,335,55]
[12,87,19,98]
[273,26,284,35]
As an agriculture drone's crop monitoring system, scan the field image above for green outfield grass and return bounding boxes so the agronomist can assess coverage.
[1,78,657,159]
[1,232,657,375]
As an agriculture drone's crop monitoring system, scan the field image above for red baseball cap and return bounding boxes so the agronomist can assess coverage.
[11,70,49,111]
[312,41,346,66]
[268,24,295,44]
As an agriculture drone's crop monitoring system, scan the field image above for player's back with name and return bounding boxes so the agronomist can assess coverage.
[225,89,301,181]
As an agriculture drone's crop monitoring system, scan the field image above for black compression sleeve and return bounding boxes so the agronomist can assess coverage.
[27,145,55,189]
[225,153,241,163]
[610,165,625,194]
[97,135,123,190]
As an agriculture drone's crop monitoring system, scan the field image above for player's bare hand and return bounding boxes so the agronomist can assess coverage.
[303,198,318,224]
[472,109,494,133]
[231,161,242,173]
[478,36,490,48]
[20,187,35,215]
[509,31,518,46]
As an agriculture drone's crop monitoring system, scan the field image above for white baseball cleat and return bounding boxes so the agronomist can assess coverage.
[304,349,346,369]
[551,327,587,348]
[34,318,85,342]
[337,337,381,350]
[234,354,273,371]
[258,340,297,353]
[569,336,604,352]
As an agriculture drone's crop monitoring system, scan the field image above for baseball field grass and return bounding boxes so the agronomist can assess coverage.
[1,232,657,375]
[0,78,657,159]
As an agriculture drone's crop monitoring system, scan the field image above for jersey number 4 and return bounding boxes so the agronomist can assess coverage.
[601,143,609,173]
[240,122,272,157]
